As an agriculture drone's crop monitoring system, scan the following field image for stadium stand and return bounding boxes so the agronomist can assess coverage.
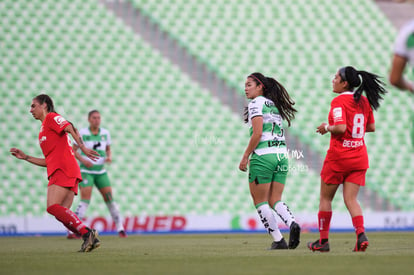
[127,0,414,210]
[1,0,413,222]
[3,0,323,218]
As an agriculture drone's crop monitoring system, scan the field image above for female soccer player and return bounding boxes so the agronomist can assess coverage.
[10,94,101,252]
[68,110,126,238]
[389,19,414,147]
[389,19,414,94]
[308,66,387,252]
[239,72,301,250]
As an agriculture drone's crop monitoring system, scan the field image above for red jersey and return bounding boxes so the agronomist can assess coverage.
[325,92,374,171]
[39,112,82,179]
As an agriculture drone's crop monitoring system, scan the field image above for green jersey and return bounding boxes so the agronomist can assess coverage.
[76,127,111,174]
[248,96,286,155]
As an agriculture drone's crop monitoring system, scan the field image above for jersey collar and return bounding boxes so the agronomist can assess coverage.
[338,91,355,96]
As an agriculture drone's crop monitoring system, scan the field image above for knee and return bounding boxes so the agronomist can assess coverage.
[319,194,332,205]
[343,196,357,208]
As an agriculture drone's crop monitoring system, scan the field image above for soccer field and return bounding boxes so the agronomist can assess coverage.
[1,232,413,275]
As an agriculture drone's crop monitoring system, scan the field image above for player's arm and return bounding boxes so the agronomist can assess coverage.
[105,145,112,163]
[239,116,263,171]
[317,123,346,135]
[64,123,99,161]
[389,54,414,93]
[10,148,47,167]
[366,123,375,133]
[72,143,94,168]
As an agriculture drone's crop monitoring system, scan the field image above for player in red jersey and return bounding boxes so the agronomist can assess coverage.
[307,66,387,253]
[10,94,101,252]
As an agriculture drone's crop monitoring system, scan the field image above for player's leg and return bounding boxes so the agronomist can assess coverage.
[270,182,300,249]
[269,155,300,249]
[61,190,74,209]
[96,173,126,237]
[75,186,93,219]
[308,179,338,252]
[47,184,90,237]
[343,170,368,252]
[249,154,286,249]
[75,173,94,220]
[67,174,93,239]
[46,170,99,252]
[319,180,338,238]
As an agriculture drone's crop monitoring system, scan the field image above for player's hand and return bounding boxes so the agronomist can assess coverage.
[82,160,94,168]
[10,148,27,160]
[105,156,112,164]
[239,156,249,172]
[316,123,328,135]
[80,146,100,161]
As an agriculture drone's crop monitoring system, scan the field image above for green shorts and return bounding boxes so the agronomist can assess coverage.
[80,172,111,189]
[248,153,289,184]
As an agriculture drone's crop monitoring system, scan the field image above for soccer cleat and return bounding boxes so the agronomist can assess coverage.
[92,237,101,250]
[67,232,81,239]
[307,239,330,252]
[118,230,127,238]
[353,233,369,252]
[79,229,100,252]
[288,222,301,249]
[270,238,288,250]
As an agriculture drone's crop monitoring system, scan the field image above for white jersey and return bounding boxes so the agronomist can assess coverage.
[75,127,111,174]
[248,96,287,155]
[394,19,414,68]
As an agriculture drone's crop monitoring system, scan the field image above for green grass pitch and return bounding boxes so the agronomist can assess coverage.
[1,232,413,275]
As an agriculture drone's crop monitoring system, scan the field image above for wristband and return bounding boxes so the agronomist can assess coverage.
[324,124,329,132]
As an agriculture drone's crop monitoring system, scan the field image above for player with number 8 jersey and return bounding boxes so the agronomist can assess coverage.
[308,66,387,253]
[324,90,374,172]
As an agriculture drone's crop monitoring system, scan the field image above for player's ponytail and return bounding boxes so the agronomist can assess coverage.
[33,94,56,113]
[249,72,297,126]
[339,66,387,110]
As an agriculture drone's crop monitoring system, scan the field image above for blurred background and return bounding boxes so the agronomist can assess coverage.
[1,0,413,234]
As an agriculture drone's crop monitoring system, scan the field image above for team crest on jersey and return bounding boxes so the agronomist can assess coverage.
[54,115,67,126]
[333,107,342,119]
[39,136,47,144]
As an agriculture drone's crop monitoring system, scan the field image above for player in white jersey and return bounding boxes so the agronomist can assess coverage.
[390,19,414,93]
[68,110,126,238]
[389,19,414,147]
[239,72,300,249]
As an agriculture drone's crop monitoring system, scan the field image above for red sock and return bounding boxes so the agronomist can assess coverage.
[47,204,89,236]
[318,211,332,240]
[352,215,365,236]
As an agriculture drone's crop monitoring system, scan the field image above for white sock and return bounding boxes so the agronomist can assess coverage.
[256,202,283,242]
[274,201,296,227]
[106,201,124,232]
[75,201,89,220]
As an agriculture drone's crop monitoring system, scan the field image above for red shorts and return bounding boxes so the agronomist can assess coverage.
[321,161,367,186]
[48,169,82,195]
